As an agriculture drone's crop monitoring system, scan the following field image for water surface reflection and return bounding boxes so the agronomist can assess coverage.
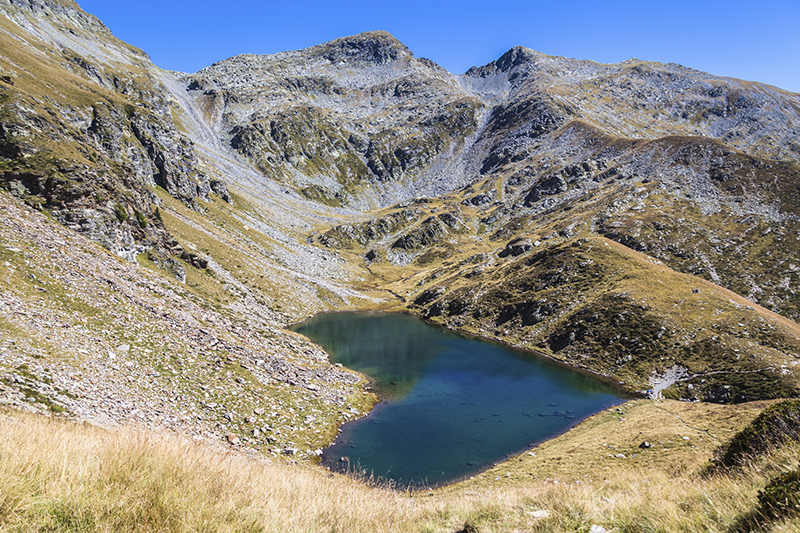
[293,312,626,487]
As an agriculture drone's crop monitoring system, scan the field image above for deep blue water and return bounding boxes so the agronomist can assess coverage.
[292,312,626,487]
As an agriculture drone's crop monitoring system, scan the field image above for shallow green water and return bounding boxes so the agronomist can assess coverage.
[293,312,626,487]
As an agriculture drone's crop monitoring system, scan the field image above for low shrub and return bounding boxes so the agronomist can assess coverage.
[758,469,800,520]
[710,399,800,470]
[114,203,128,222]
[134,210,148,229]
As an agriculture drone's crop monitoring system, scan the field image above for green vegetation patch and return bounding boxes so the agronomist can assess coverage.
[317,207,422,250]
[599,202,800,322]
[1,376,66,414]
[114,203,128,222]
[547,292,671,372]
[300,184,342,207]
[552,297,798,402]
[758,469,800,520]
[710,399,800,470]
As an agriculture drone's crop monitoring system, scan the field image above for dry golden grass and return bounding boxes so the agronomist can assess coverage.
[2,400,799,533]
[599,236,800,340]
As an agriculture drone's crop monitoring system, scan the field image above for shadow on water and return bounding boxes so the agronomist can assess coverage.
[292,311,629,488]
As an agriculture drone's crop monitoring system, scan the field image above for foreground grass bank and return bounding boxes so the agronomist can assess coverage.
[2,400,799,532]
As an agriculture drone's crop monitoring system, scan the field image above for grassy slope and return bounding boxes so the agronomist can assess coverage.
[348,203,800,402]
[8,168,800,528]
[2,399,799,533]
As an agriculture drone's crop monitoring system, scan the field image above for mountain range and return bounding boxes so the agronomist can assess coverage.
[1,0,800,459]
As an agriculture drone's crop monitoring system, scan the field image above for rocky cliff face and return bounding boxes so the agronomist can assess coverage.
[2,0,800,435]
[0,0,221,268]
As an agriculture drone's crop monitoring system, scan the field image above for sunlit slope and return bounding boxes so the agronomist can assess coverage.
[3,398,798,533]
[2,3,800,519]
[324,204,800,401]
[0,190,376,454]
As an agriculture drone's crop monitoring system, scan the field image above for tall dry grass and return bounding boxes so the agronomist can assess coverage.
[0,410,797,532]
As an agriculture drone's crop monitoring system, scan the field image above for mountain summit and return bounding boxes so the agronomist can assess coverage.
[313,31,412,65]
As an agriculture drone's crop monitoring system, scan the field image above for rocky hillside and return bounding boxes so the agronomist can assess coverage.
[0,0,382,456]
[182,29,800,322]
[184,31,486,209]
[0,190,373,456]
[0,0,219,269]
[1,0,800,461]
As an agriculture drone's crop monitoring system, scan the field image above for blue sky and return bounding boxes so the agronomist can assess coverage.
[79,0,800,93]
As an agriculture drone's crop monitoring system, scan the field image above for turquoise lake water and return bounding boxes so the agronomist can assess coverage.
[292,312,626,487]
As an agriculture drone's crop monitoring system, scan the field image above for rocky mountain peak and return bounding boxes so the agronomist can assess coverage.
[4,0,87,21]
[313,30,411,66]
[0,0,151,66]
[464,45,542,78]
[493,45,539,72]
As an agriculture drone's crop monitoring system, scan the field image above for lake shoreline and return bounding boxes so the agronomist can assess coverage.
[293,310,629,487]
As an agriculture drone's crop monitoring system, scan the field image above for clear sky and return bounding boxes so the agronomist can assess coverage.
[78,0,800,93]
